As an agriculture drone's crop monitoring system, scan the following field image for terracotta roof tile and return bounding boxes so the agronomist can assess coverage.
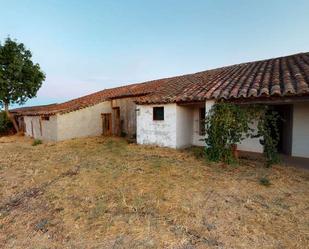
[137,52,309,104]
[11,52,309,115]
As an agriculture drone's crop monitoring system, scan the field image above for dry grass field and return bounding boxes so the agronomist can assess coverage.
[0,135,308,249]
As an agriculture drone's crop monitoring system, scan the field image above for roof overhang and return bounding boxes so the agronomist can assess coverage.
[227,95,309,105]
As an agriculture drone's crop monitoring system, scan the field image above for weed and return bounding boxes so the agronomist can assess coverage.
[189,146,206,159]
[32,139,42,146]
[88,199,107,220]
[259,177,271,186]
[151,158,163,169]
[34,219,48,232]
[120,131,127,137]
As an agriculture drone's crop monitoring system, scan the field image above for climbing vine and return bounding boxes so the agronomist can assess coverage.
[254,108,281,167]
[204,102,280,166]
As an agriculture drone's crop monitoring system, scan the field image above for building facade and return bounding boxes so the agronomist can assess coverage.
[11,52,309,159]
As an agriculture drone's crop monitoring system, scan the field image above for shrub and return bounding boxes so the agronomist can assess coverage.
[32,139,42,146]
[259,177,271,186]
[190,146,206,159]
[256,109,281,167]
[120,131,127,137]
[204,103,280,167]
[0,111,13,134]
[204,103,254,163]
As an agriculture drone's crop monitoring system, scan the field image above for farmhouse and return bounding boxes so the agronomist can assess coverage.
[11,52,309,158]
[11,81,163,141]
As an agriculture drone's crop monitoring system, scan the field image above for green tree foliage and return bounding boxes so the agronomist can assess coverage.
[0,37,45,131]
[204,103,254,163]
[0,111,13,134]
[205,103,280,166]
[255,109,281,166]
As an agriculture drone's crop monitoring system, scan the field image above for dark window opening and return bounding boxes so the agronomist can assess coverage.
[153,107,164,121]
[199,107,206,135]
[41,116,50,121]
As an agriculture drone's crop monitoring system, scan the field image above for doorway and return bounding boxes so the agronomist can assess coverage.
[102,113,112,135]
[270,104,293,155]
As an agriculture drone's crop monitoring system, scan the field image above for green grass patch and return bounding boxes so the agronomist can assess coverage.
[32,139,42,146]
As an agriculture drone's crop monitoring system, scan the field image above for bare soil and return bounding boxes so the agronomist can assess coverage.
[0,135,308,249]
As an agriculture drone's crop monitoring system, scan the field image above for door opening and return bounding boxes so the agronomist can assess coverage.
[102,113,112,136]
[269,104,293,156]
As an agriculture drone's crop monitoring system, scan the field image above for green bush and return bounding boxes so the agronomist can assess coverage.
[259,177,271,186]
[204,103,254,163]
[32,139,42,146]
[256,109,281,167]
[120,131,127,137]
[189,146,207,159]
[204,103,280,166]
[0,111,13,134]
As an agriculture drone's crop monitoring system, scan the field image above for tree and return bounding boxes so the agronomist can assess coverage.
[204,102,280,166]
[204,102,254,163]
[0,37,45,131]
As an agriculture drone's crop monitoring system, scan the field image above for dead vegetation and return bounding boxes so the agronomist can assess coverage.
[0,135,308,249]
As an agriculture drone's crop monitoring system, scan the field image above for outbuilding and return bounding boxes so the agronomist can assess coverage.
[11,52,309,160]
[135,52,309,159]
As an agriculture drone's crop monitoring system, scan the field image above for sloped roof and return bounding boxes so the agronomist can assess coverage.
[10,79,168,116]
[11,52,309,115]
[136,52,309,104]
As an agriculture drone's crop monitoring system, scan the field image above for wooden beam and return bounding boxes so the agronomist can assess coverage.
[177,101,205,106]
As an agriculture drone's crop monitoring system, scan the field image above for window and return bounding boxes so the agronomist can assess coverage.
[199,107,206,135]
[41,116,50,121]
[153,107,164,121]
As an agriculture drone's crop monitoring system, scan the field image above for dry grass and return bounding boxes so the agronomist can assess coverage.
[0,135,308,249]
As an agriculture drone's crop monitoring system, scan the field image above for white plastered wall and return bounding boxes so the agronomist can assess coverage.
[136,100,215,149]
[136,104,178,148]
[57,101,112,141]
[292,102,309,158]
[24,115,58,141]
[24,101,113,142]
[237,119,263,153]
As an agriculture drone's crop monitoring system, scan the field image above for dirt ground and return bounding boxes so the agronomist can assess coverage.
[0,135,308,249]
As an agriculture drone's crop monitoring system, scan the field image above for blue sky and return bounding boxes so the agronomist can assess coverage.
[1,0,309,107]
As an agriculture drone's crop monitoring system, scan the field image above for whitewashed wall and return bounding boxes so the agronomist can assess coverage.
[136,104,177,148]
[24,116,34,137]
[57,101,112,141]
[237,119,263,153]
[136,100,215,148]
[24,116,58,141]
[292,102,309,158]
[24,101,112,142]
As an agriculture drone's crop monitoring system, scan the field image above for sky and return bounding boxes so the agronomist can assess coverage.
[1,0,309,108]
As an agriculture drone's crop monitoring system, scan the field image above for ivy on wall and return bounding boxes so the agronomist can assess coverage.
[254,109,281,166]
[204,102,280,166]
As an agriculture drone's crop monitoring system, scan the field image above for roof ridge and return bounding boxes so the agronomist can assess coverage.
[12,51,309,114]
